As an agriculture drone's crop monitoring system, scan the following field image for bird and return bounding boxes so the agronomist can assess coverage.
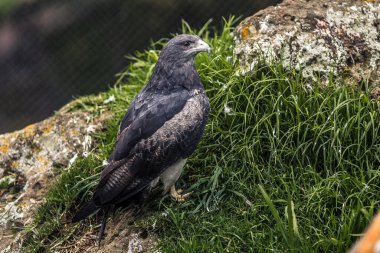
[72,34,211,244]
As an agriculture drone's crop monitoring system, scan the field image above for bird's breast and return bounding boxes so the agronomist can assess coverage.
[162,89,209,132]
[133,88,209,177]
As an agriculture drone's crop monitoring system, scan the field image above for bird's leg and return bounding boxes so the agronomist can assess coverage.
[170,185,192,202]
[98,207,109,247]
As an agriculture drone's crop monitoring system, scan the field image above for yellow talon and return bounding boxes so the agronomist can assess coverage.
[170,185,192,202]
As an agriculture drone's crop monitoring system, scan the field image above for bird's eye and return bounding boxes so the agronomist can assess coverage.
[183,41,191,47]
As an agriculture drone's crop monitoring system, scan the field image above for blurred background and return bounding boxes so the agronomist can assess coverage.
[0,0,280,134]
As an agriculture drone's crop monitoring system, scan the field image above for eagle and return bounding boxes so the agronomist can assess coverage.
[72,34,211,242]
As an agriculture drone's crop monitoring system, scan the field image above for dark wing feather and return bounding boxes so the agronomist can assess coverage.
[116,91,145,137]
[112,89,190,161]
[93,155,144,205]
[71,199,98,222]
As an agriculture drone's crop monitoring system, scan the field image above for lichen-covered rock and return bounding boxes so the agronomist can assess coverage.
[0,110,110,252]
[234,0,380,95]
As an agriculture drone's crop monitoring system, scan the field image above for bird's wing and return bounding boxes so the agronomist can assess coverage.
[93,156,146,205]
[116,93,140,138]
[115,88,160,141]
[93,88,191,205]
[112,89,190,161]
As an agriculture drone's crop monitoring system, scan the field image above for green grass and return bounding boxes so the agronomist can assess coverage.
[0,0,18,16]
[0,176,13,189]
[22,17,380,252]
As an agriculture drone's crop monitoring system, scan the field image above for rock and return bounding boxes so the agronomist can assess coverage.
[0,109,111,252]
[234,0,380,95]
[54,211,158,253]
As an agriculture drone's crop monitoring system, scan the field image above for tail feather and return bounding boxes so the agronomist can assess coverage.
[72,199,99,222]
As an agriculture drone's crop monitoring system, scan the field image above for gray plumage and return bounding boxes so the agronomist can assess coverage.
[72,34,211,242]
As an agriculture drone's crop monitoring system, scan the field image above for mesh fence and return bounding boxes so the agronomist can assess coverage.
[0,0,280,134]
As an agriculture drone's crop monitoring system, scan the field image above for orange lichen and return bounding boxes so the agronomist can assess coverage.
[41,122,54,134]
[241,26,251,41]
[70,129,79,136]
[22,124,37,139]
[36,154,48,165]
[11,161,20,169]
[0,145,9,154]
[0,134,13,154]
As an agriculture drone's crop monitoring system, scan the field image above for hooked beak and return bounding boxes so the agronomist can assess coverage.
[188,39,211,55]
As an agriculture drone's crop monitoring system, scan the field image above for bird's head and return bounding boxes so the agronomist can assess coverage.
[159,34,211,64]
[148,34,210,90]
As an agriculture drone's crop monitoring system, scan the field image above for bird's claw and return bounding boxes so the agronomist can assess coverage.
[170,186,192,202]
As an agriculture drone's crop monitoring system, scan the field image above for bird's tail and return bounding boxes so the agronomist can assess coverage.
[72,199,99,222]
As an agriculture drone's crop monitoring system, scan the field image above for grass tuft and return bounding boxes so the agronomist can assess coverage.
[22,17,380,252]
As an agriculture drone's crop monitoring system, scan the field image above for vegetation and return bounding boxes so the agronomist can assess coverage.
[23,18,380,252]
[0,0,17,16]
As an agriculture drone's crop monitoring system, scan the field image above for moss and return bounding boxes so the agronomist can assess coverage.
[0,176,14,190]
